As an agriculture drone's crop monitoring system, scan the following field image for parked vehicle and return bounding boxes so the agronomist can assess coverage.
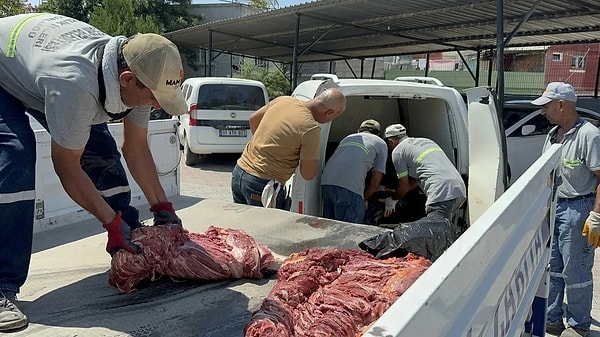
[23,79,562,336]
[177,77,269,165]
[503,99,600,182]
[286,78,507,225]
[31,119,180,233]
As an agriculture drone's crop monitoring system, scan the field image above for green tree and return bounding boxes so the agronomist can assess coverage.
[235,61,290,99]
[134,0,200,33]
[89,0,161,36]
[36,0,100,22]
[249,0,268,11]
[1,0,28,17]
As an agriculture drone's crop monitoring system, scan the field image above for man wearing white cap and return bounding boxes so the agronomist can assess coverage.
[320,119,388,223]
[381,124,466,222]
[532,82,600,337]
[357,123,467,261]
[0,13,187,330]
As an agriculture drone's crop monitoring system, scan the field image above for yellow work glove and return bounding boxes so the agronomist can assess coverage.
[582,211,600,248]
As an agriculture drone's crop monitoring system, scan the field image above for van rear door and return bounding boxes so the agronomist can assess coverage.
[286,80,339,215]
[465,86,509,223]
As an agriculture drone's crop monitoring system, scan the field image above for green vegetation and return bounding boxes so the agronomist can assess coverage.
[385,69,546,95]
[89,0,161,36]
[234,61,291,99]
[0,0,29,16]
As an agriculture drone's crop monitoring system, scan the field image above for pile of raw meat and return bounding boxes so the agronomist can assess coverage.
[108,225,277,293]
[244,248,431,337]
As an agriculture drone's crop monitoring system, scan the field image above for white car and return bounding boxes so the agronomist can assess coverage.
[178,77,269,165]
[504,100,600,182]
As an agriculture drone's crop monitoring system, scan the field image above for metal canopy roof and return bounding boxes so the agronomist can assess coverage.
[165,0,600,64]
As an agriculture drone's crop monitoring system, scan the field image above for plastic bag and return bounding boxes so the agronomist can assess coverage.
[261,180,282,208]
[358,216,462,261]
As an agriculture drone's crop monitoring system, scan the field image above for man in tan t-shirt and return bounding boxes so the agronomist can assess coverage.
[231,88,346,208]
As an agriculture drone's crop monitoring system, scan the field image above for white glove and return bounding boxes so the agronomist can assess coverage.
[383,197,398,218]
[583,211,600,248]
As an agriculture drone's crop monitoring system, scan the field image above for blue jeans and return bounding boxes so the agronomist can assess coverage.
[231,164,285,209]
[0,87,140,294]
[321,185,365,223]
[547,196,595,331]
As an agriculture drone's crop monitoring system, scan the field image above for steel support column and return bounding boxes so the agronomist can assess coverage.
[496,0,505,110]
[292,14,301,89]
[208,30,213,77]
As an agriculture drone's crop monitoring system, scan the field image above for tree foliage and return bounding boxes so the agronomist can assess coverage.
[89,0,161,36]
[249,0,269,11]
[35,0,201,34]
[36,0,100,22]
[0,0,28,17]
[235,61,290,98]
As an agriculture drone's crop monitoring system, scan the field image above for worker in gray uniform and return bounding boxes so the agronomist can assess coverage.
[321,119,388,223]
[382,124,466,222]
[534,82,600,337]
[0,13,186,331]
[359,123,466,261]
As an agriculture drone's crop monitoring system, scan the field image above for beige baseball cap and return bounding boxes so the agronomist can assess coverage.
[359,119,381,133]
[123,33,187,116]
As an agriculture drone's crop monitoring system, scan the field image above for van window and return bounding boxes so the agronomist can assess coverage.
[197,84,266,111]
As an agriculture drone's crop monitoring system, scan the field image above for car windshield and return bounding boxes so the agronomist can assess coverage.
[197,84,266,111]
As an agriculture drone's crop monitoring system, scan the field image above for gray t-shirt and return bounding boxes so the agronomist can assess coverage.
[321,132,388,197]
[542,118,600,199]
[391,137,466,206]
[0,13,149,150]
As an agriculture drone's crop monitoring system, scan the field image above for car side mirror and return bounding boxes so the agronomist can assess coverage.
[521,124,536,136]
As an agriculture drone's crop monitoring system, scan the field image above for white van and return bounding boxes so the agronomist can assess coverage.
[178,77,269,165]
[285,78,507,226]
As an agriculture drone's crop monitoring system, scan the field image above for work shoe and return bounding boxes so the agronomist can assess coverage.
[546,320,566,335]
[0,291,28,332]
[560,327,590,337]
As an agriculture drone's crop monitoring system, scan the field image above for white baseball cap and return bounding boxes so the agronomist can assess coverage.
[531,82,577,106]
[123,33,187,116]
[384,124,407,138]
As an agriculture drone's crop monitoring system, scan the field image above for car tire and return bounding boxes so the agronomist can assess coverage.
[184,136,201,166]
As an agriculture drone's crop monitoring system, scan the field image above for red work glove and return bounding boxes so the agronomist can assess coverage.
[103,211,141,255]
[149,202,182,226]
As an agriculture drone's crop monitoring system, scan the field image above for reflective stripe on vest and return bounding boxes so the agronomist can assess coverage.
[0,190,35,204]
[5,13,49,58]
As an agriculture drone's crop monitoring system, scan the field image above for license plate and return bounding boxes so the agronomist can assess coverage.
[219,129,247,137]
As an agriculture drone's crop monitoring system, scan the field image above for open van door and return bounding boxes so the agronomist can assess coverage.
[286,80,340,215]
[465,87,509,224]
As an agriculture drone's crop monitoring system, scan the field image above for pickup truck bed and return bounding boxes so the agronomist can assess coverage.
[15,198,388,337]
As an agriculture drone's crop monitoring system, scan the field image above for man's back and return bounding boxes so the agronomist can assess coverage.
[321,132,387,196]
[392,137,465,205]
[237,96,320,183]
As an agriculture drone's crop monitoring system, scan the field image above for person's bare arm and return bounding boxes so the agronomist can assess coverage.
[299,159,319,181]
[364,171,384,201]
[249,105,268,134]
[50,141,116,224]
[122,118,169,207]
[592,171,600,213]
[392,175,411,200]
